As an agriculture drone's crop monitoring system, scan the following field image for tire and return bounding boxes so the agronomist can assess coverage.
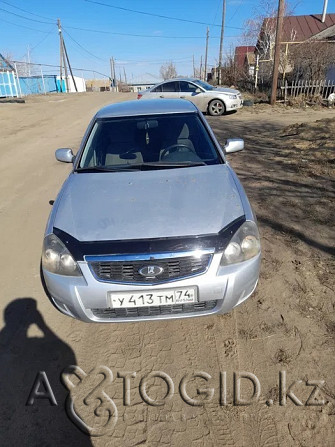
[208,99,226,116]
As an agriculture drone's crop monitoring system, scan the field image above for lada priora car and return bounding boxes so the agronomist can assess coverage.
[41,99,261,322]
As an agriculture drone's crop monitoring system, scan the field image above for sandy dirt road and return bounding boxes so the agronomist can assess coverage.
[0,93,334,446]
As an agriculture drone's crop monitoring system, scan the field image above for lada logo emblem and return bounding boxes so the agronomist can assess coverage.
[138,265,164,277]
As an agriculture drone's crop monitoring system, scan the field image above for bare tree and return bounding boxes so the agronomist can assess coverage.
[159,62,177,80]
[290,41,335,80]
[243,0,293,57]
[220,46,250,86]
[241,0,295,84]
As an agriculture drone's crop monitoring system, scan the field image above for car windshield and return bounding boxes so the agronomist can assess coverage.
[78,113,221,171]
[193,80,215,91]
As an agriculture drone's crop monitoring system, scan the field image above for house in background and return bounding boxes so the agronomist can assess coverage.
[256,13,335,81]
[234,46,256,77]
[128,73,163,92]
[257,13,335,58]
[86,78,111,92]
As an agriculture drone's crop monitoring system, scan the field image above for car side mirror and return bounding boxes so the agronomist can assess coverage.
[55,148,74,163]
[224,138,244,154]
[195,88,202,93]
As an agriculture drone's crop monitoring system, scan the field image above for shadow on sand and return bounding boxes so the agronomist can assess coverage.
[0,298,92,446]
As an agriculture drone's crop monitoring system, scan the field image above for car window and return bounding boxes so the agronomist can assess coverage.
[162,81,179,92]
[78,113,221,169]
[193,80,215,91]
[179,81,198,93]
[151,85,162,92]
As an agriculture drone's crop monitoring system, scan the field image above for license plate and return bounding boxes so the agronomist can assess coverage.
[108,287,197,308]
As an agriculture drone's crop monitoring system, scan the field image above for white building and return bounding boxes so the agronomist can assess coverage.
[128,73,163,92]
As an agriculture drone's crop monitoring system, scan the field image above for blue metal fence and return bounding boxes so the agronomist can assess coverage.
[18,75,61,95]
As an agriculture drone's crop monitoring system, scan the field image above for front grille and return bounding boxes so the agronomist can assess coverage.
[89,254,212,284]
[91,300,218,319]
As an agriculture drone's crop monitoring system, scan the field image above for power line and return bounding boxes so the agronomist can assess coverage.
[0,16,52,33]
[229,0,244,21]
[0,6,54,24]
[84,0,244,30]
[12,59,110,78]
[17,26,54,60]
[60,30,195,65]
[65,24,224,39]
[64,24,242,39]
[30,27,55,51]
[0,3,243,40]
[114,56,193,63]
[62,28,106,61]
[212,0,221,26]
[0,0,54,21]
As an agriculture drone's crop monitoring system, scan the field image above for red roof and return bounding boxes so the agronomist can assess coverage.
[234,46,256,67]
[262,13,335,42]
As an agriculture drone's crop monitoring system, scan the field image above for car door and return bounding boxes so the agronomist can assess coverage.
[159,81,180,99]
[146,83,163,99]
[179,81,206,111]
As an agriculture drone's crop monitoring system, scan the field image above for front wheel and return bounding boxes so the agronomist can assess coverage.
[208,99,226,116]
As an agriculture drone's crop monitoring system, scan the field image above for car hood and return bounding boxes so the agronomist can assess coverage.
[211,87,240,95]
[53,165,244,242]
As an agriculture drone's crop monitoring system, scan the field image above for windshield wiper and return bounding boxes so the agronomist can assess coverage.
[75,166,140,172]
[130,161,207,170]
[76,161,207,173]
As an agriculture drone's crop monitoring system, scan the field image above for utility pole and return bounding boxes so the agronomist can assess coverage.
[218,0,226,85]
[113,58,117,92]
[27,45,31,76]
[123,66,127,84]
[110,58,114,91]
[110,57,117,92]
[322,0,328,22]
[192,54,195,78]
[62,40,69,93]
[63,39,78,92]
[270,0,285,106]
[200,55,203,81]
[57,19,77,93]
[57,19,63,92]
[204,27,209,82]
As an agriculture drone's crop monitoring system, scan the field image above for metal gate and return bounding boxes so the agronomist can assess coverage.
[0,53,19,98]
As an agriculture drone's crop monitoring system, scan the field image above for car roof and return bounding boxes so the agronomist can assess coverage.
[96,98,198,119]
[158,78,200,83]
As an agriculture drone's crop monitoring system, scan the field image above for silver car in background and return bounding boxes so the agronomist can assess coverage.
[41,99,260,323]
[138,78,243,116]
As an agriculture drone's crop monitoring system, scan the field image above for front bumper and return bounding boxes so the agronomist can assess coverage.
[42,252,261,323]
[226,98,243,111]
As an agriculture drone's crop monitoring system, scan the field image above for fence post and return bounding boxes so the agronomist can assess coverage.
[7,70,14,97]
[40,66,46,94]
[14,63,22,98]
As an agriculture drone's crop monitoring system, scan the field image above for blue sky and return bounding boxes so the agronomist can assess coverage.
[0,0,332,80]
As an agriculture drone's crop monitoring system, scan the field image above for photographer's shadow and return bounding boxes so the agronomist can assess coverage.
[0,298,92,446]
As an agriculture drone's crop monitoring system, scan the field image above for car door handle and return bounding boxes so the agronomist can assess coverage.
[180,95,185,98]
[159,95,165,98]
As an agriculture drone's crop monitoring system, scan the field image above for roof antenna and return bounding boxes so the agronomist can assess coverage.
[322,0,328,23]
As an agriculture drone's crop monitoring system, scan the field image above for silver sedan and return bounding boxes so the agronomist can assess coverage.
[41,99,260,323]
[138,78,243,115]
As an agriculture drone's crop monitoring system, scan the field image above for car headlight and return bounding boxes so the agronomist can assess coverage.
[220,221,260,266]
[229,95,237,99]
[42,233,82,276]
